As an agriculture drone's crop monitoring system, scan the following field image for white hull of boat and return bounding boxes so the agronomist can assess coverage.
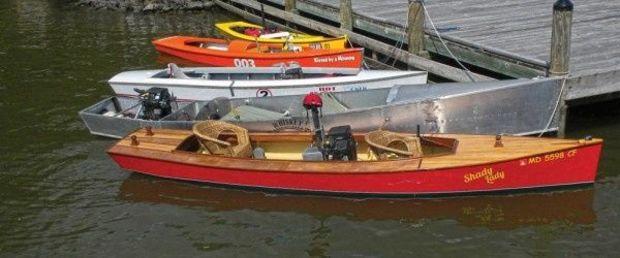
[108,68,428,101]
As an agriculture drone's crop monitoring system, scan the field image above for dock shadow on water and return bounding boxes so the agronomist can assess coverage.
[0,0,619,257]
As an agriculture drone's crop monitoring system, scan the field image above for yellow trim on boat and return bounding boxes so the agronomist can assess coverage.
[215,21,348,49]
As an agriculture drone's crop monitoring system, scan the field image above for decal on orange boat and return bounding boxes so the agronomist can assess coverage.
[313,55,356,63]
[233,58,256,67]
[464,167,505,184]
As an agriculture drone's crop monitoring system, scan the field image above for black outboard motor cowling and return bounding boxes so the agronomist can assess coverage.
[134,87,173,120]
[324,125,357,161]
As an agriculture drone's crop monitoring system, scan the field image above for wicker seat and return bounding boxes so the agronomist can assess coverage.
[192,120,252,158]
[365,130,423,160]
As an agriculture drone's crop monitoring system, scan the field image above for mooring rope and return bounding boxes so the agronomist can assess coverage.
[538,76,567,137]
[420,1,476,82]
[381,6,408,67]
[391,30,406,67]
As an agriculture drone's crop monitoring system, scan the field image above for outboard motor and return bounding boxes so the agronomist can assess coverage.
[134,87,173,120]
[301,93,357,161]
[324,125,357,161]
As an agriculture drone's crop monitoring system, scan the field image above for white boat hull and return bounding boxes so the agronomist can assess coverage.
[108,68,428,101]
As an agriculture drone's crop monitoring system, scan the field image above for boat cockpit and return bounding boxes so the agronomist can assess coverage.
[175,120,457,162]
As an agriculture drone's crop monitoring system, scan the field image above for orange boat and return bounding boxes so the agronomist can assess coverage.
[152,36,363,68]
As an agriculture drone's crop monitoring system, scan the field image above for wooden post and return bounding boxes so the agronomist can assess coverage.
[549,0,573,77]
[407,0,428,58]
[339,0,353,30]
[557,98,569,138]
[549,0,573,137]
[284,0,297,13]
[555,77,571,138]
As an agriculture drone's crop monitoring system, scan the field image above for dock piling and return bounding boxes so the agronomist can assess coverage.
[284,0,297,13]
[549,0,573,77]
[339,0,353,30]
[549,0,573,138]
[407,0,429,58]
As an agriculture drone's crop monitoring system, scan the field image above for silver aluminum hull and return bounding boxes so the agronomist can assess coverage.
[79,78,562,138]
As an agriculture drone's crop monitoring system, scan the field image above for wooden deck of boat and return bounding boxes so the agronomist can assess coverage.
[116,128,193,152]
[112,128,601,171]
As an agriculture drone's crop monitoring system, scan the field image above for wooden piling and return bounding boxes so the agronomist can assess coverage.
[407,0,428,58]
[549,0,573,137]
[557,100,569,138]
[284,0,297,13]
[549,0,573,77]
[339,0,353,30]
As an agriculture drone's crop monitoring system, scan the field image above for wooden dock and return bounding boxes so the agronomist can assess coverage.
[215,0,620,105]
[213,0,619,136]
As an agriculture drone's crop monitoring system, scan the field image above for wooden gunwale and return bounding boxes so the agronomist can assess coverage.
[107,129,602,174]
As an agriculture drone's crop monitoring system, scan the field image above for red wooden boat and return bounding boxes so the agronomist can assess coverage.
[108,94,602,196]
[152,36,364,68]
[107,126,602,196]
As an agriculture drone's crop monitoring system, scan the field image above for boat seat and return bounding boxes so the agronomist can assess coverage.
[206,45,229,51]
[192,120,252,158]
[365,130,423,160]
[228,40,257,52]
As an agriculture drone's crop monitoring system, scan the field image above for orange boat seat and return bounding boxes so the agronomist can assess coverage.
[228,40,258,52]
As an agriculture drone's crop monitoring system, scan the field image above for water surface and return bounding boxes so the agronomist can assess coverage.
[1,1,619,256]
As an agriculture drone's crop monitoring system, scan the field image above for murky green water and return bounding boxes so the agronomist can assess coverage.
[1,1,619,256]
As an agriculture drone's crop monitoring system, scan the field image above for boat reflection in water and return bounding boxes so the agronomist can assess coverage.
[119,174,596,230]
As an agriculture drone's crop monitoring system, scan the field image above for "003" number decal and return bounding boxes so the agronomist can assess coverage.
[233,58,256,67]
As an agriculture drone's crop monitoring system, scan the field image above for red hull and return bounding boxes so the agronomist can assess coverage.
[153,36,363,68]
[109,143,602,195]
